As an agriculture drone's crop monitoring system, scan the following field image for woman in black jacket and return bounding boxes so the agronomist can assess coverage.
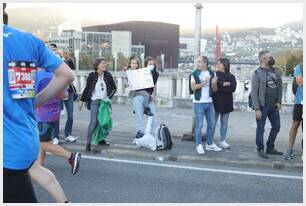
[79,58,117,151]
[211,58,237,149]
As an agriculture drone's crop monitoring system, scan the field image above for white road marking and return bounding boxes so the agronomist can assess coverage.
[81,155,303,180]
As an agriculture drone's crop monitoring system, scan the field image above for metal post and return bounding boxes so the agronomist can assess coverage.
[114,53,118,72]
[192,3,202,138]
[161,53,165,70]
[194,3,202,63]
[141,53,145,68]
[183,3,204,141]
[75,49,79,71]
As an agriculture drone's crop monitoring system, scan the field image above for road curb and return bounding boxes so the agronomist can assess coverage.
[62,142,303,172]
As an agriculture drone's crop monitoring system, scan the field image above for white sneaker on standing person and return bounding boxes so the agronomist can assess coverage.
[53,137,59,145]
[219,140,231,149]
[196,144,205,154]
[65,135,76,142]
[206,143,222,151]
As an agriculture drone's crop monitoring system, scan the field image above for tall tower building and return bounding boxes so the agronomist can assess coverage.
[215,25,221,61]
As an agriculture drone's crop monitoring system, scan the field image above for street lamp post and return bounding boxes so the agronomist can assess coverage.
[183,3,204,141]
[194,3,202,63]
[74,49,79,71]
[192,3,203,137]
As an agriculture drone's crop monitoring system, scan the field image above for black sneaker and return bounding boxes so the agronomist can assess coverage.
[91,145,101,153]
[136,131,145,139]
[258,150,269,159]
[283,150,294,160]
[86,143,91,151]
[98,140,110,146]
[144,107,154,116]
[68,152,81,175]
[266,148,283,155]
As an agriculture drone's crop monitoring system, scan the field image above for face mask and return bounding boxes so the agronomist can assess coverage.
[268,57,275,66]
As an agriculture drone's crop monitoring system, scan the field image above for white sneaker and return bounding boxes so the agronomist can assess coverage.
[65,135,76,142]
[53,137,59,145]
[60,110,65,115]
[219,141,231,149]
[206,143,222,152]
[196,144,205,154]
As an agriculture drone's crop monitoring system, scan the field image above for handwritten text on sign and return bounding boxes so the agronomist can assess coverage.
[126,67,154,90]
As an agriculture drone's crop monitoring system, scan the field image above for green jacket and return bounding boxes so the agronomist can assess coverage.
[191,66,214,101]
[92,98,112,145]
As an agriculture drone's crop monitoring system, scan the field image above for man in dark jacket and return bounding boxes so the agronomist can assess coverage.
[251,50,283,159]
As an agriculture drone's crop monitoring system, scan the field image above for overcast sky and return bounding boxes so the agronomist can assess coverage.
[7,3,303,29]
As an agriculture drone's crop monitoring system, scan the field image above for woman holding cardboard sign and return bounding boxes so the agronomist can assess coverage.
[125,56,159,139]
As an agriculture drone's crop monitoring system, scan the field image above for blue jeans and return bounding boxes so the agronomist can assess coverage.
[52,93,74,138]
[214,112,230,142]
[52,121,60,138]
[256,106,280,151]
[132,95,157,135]
[86,99,100,144]
[194,102,216,145]
[63,93,74,137]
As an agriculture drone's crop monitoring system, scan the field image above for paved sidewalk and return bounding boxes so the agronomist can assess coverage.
[58,103,303,172]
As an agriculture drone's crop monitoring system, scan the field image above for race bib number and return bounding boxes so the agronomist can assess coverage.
[8,61,37,99]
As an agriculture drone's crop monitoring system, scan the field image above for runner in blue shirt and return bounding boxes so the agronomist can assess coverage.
[3,4,75,203]
[284,63,303,160]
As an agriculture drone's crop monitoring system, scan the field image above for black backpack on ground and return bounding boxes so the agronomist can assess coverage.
[156,124,173,150]
[292,64,303,95]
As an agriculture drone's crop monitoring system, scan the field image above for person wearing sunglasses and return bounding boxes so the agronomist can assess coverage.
[79,58,117,151]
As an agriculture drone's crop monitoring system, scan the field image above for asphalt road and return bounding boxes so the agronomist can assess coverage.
[33,154,303,203]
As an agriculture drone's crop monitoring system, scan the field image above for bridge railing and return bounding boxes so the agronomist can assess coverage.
[73,70,295,112]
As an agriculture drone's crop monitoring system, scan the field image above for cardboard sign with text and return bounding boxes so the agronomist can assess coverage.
[126,67,154,90]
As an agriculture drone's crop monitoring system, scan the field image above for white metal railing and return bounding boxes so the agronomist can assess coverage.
[73,70,295,105]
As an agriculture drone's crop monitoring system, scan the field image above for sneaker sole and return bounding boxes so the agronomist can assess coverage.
[206,148,222,152]
[66,139,76,142]
[72,153,81,175]
[219,145,231,149]
[196,149,205,154]
[266,153,283,155]
[284,154,294,160]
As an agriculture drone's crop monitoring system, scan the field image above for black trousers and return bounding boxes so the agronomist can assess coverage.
[3,167,37,203]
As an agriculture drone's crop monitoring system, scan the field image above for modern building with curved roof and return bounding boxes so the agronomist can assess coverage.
[83,21,180,68]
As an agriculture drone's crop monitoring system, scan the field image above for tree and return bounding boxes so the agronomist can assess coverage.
[117,52,128,71]
[275,49,303,76]
[155,55,162,71]
[79,52,114,71]
[79,53,98,70]
[104,52,114,71]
